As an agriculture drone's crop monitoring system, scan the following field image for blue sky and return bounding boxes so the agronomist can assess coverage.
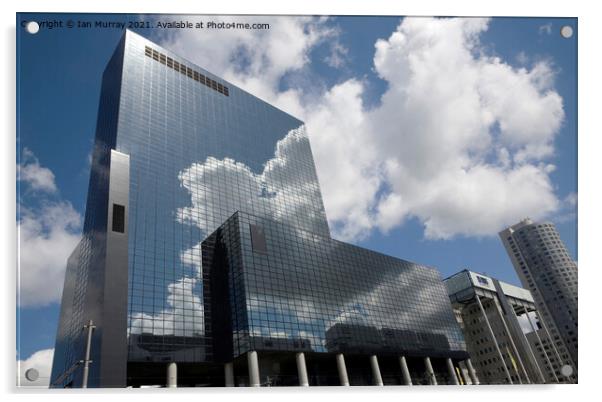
[16,14,577,383]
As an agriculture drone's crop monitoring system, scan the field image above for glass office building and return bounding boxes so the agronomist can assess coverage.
[51,30,469,388]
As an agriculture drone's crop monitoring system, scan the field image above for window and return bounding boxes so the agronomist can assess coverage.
[476,276,489,286]
[249,224,267,254]
[112,204,125,233]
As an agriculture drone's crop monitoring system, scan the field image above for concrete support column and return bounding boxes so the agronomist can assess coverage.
[336,353,350,386]
[225,362,235,387]
[399,356,412,385]
[525,312,559,383]
[465,358,479,385]
[455,366,464,385]
[247,351,260,387]
[514,307,547,383]
[167,362,177,388]
[491,298,529,384]
[446,358,459,385]
[370,355,384,386]
[457,362,470,385]
[424,357,437,385]
[296,352,309,387]
[475,295,513,384]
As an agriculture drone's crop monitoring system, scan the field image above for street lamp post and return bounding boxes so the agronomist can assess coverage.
[81,320,96,388]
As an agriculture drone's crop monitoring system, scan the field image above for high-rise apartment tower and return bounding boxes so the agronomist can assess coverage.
[499,219,577,380]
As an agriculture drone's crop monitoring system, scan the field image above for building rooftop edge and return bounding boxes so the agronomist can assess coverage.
[123,29,305,126]
[444,269,535,303]
[204,209,440,274]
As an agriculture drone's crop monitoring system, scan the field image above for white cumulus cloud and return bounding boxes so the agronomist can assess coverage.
[18,148,58,193]
[160,16,337,118]
[18,149,82,307]
[17,348,54,387]
[18,202,82,306]
[364,17,563,239]
[161,17,566,241]
[304,79,383,240]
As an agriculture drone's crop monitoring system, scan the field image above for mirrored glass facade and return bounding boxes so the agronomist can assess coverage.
[203,212,467,362]
[52,29,467,387]
[118,31,329,363]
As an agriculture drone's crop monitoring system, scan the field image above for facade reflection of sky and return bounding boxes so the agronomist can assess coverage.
[121,30,466,361]
[122,31,330,360]
[202,211,466,358]
[130,126,327,341]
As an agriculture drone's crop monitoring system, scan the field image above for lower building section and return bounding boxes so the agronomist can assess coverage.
[126,351,478,387]
[54,204,471,388]
[201,211,468,363]
[122,211,471,387]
